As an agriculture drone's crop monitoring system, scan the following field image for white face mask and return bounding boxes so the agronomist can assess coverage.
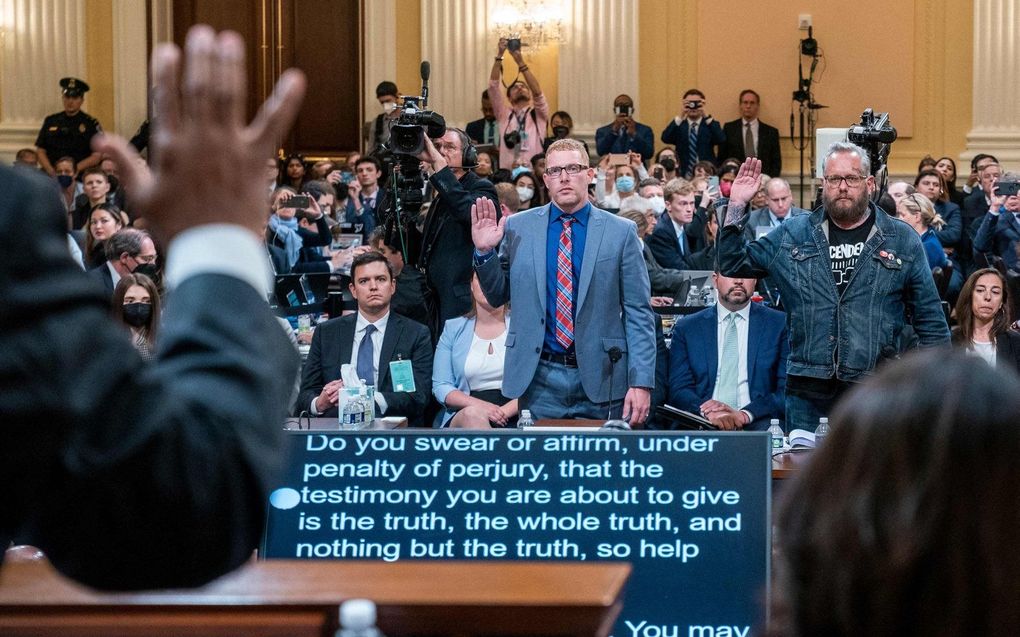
[516,186,535,202]
[383,101,398,114]
[649,196,666,214]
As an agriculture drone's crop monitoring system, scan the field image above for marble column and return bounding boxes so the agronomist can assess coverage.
[558,0,637,138]
[965,0,1020,168]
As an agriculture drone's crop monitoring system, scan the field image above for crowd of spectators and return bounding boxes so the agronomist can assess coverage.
[16,35,1020,434]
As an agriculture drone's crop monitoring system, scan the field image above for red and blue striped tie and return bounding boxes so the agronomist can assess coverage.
[555,216,575,349]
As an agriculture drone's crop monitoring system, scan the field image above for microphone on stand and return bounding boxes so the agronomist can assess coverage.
[602,346,631,430]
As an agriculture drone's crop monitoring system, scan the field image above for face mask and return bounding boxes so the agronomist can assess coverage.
[616,175,636,193]
[516,186,535,202]
[122,302,152,328]
[552,125,570,139]
[132,262,159,280]
[649,196,666,214]
[720,181,732,197]
[660,157,677,172]
[57,175,73,188]
[382,101,397,114]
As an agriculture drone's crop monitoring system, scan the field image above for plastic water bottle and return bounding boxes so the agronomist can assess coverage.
[337,599,382,637]
[685,285,701,306]
[815,417,830,445]
[768,418,784,451]
[517,409,534,429]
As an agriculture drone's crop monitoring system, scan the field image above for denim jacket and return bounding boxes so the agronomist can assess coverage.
[718,203,950,381]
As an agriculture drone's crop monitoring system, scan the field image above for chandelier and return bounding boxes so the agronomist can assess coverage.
[490,0,567,51]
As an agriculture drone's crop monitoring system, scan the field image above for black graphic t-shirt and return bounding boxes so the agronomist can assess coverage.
[827,212,874,295]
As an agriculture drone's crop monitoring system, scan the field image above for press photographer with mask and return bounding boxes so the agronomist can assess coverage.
[488,37,549,170]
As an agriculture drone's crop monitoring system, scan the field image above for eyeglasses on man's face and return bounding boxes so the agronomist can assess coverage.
[545,164,586,178]
[822,174,867,188]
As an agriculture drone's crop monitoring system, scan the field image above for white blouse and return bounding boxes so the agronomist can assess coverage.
[464,330,507,392]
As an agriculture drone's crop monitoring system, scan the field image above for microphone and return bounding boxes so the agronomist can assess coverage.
[420,61,431,107]
[603,346,631,430]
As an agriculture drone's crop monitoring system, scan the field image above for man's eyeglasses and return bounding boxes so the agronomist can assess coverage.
[545,164,586,178]
[822,174,867,188]
[132,254,158,264]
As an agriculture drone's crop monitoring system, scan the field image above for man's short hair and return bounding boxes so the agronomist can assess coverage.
[530,152,545,167]
[55,155,76,170]
[368,227,398,252]
[971,153,998,170]
[15,148,36,161]
[81,166,107,181]
[481,89,490,101]
[638,177,662,191]
[494,182,520,213]
[104,228,149,261]
[619,195,653,217]
[738,89,760,102]
[350,250,394,280]
[683,88,706,100]
[888,181,916,196]
[375,81,398,98]
[302,179,337,200]
[354,156,382,172]
[663,177,695,202]
[545,138,589,165]
[980,162,1002,177]
[766,178,792,194]
[824,141,872,175]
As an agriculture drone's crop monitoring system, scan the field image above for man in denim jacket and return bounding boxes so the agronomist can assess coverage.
[718,142,950,430]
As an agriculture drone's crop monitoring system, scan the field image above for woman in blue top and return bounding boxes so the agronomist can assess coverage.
[432,274,516,428]
[897,193,948,269]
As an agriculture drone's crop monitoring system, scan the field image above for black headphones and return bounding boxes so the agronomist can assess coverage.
[451,128,478,168]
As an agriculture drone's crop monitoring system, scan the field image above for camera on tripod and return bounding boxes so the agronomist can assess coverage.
[846,108,897,178]
[389,94,445,156]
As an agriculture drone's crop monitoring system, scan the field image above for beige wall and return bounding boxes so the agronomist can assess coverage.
[637,0,973,176]
[85,0,116,134]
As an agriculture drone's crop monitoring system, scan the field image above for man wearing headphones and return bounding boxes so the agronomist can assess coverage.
[417,128,500,333]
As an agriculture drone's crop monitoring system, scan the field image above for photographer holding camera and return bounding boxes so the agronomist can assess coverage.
[660,88,726,178]
[416,128,499,333]
[595,94,655,162]
[488,37,549,171]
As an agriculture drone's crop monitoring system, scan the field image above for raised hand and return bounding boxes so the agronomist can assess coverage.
[93,26,307,242]
[471,196,505,253]
[727,158,762,207]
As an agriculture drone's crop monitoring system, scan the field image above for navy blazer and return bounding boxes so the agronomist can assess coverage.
[296,311,434,426]
[660,117,726,176]
[974,210,1020,271]
[648,212,701,271]
[667,302,789,430]
[594,121,655,161]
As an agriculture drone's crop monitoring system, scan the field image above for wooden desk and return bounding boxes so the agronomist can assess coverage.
[772,449,812,480]
[0,560,630,637]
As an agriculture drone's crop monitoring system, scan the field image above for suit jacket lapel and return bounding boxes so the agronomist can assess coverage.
[746,304,761,377]
[532,206,549,312]
[334,316,357,377]
[703,309,719,387]
[377,314,401,389]
[577,209,606,312]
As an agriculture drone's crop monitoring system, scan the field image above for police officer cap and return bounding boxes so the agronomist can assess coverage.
[60,77,90,97]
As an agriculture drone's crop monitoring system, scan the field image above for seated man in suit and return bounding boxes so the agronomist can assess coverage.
[86,227,158,299]
[618,199,685,297]
[742,178,810,242]
[648,178,702,271]
[298,252,433,426]
[668,270,788,430]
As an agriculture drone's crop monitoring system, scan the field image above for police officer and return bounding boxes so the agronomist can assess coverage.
[36,77,103,177]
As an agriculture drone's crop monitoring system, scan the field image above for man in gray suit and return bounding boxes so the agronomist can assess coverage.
[742,178,810,242]
[471,138,657,426]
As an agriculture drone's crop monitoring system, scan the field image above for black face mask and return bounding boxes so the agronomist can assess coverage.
[132,262,159,281]
[122,302,152,328]
[660,157,677,172]
[552,125,570,139]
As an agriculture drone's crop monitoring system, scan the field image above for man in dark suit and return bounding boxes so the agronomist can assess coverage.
[86,227,158,298]
[465,90,498,147]
[297,252,433,426]
[648,179,703,270]
[660,88,726,177]
[720,90,782,178]
[742,178,809,242]
[414,128,499,333]
[973,174,1020,271]
[2,25,306,590]
[668,271,789,430]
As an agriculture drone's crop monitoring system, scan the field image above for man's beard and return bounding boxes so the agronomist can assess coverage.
[823,188,870,226]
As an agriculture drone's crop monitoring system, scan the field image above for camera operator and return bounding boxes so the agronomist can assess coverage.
[488,37,549,171]
[416,128,499,333]
[717,144,950,430]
